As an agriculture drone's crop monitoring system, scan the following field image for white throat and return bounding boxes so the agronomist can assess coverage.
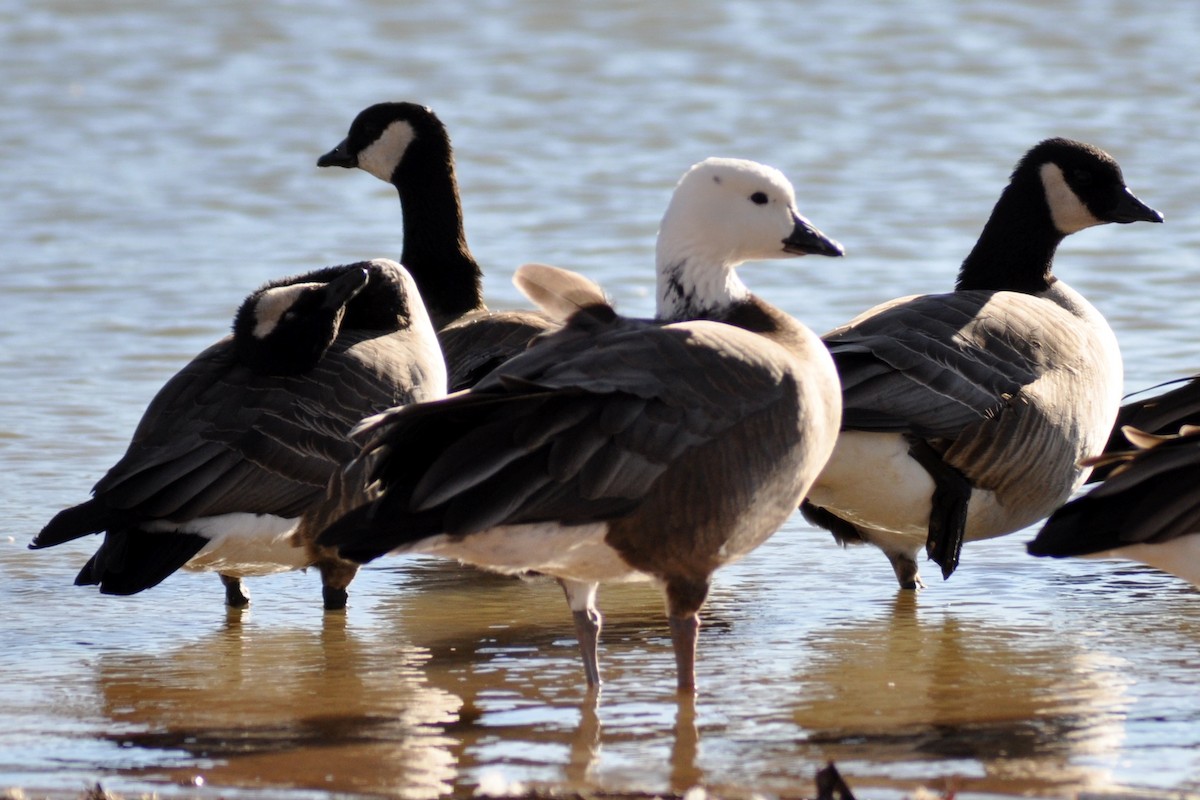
[655,256,750,321]
[252,282,321,338]
[1040,163,1103,234]
[359,120,416,182]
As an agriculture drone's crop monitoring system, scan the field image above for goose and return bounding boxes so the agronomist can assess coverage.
[800,138,1162,589]
[1029,424,1200,586]
[316,158,845,691]
[1088,375,1200,483]
[30,260,447,609]
[317,102,557,391]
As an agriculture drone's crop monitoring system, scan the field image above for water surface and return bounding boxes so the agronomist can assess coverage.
[3,1,1200,797]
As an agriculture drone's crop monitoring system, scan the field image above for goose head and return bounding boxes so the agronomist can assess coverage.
[317,102,449,185]
[958,139,1161,293]
[234,266,369,375]
[656,157,843,319]
[1018,137,1162,234]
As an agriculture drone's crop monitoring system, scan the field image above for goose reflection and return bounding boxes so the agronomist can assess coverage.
[94,612,461,798]
[371,555,707,795]
[790,594,1131,797]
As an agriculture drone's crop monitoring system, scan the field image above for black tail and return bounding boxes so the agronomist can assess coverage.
[30,499,108,549]
[75,527,208,595]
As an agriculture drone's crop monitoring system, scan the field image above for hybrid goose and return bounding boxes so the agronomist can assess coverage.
[30,260,446,609]
[318,102,557,391]
[1029,424,1200,586]
[317,158,845,691]
[801,138,1162,588]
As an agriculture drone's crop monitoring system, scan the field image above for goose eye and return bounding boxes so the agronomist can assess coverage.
[750,192,769,205]
[1071,169,1093,186]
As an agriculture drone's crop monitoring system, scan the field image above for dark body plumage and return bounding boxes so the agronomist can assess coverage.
[30,260,446,608]
[316,158,845,691]
[1088,376,1200,483]
[802,138,1162,588]
[1029,425,1200,586]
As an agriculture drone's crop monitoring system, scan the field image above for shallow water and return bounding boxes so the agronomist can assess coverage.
[3,0,1200,798]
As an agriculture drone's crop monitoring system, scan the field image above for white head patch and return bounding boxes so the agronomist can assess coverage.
[1040,162,1103,234]
[358,120,416,182]
[655,158,803,318]
[251,282,322,339]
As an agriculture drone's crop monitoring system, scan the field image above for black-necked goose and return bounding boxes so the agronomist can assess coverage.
[801,138,1162,589]
[30,260,446,609]
[317,102,557,391]
[1088,375,1200,483]
[317,158,844,691]
[1029,425,1200,586]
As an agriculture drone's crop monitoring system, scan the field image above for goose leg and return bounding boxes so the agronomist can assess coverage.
[317,556,359,611]
[560,579,602,688]
[884,549,925,590]
[666,578,710,694]
[906,436,971,579]
[220,573,250,608]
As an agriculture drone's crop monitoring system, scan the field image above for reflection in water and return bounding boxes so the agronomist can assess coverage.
[791,595,1131,796]
[95,613,461,797]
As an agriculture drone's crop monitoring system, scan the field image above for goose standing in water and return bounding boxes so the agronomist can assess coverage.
[318,102,557,391]
[317,158,844,691]
[1029,424,1200,586]
[30,260,446,609]
[801,138,1162,589]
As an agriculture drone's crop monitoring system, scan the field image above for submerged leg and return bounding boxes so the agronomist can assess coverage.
[884,548,925,591]
[665,577,710,694]
[560,579,602,688]
[220,573,250,608]
[317,556,359,611]
[906,436,972,579]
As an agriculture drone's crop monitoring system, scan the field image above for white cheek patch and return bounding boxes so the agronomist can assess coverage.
[1040,163,1103,234]
[252,282,321,338]
[358,120,416,182]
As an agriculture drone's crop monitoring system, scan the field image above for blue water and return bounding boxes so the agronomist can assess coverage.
[3,1,1200,797]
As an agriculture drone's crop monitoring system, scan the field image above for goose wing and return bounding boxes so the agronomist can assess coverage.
[438,309,558,391]
[319,316,795,563]
[824,290,1050,437]
[41,334,407,543]
[1031,427,1200,554]
[1089,376,1200,482]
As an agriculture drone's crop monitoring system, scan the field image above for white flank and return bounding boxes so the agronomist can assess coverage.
[1085,537,1200,587]
[143,513,306,576]
[412,522,652,586]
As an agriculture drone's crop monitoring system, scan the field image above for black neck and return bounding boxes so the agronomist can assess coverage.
[956,180,1063,294]
[393,142,484,323]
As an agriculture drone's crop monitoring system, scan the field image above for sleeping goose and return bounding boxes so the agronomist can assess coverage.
[316,158,844,691]
[801,138,1162,589]
[30,260,446,609]
[317,101,557,391]
[1029,424,1200,586]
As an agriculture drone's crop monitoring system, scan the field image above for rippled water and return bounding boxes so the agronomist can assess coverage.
[4,1,1200,797]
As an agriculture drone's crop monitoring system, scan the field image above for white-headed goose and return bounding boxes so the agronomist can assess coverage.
[801,138,1162,589]
[316,158,844,692]
[1029,425,1200,587]
[30,260,447,609]
[318,102,557,391]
